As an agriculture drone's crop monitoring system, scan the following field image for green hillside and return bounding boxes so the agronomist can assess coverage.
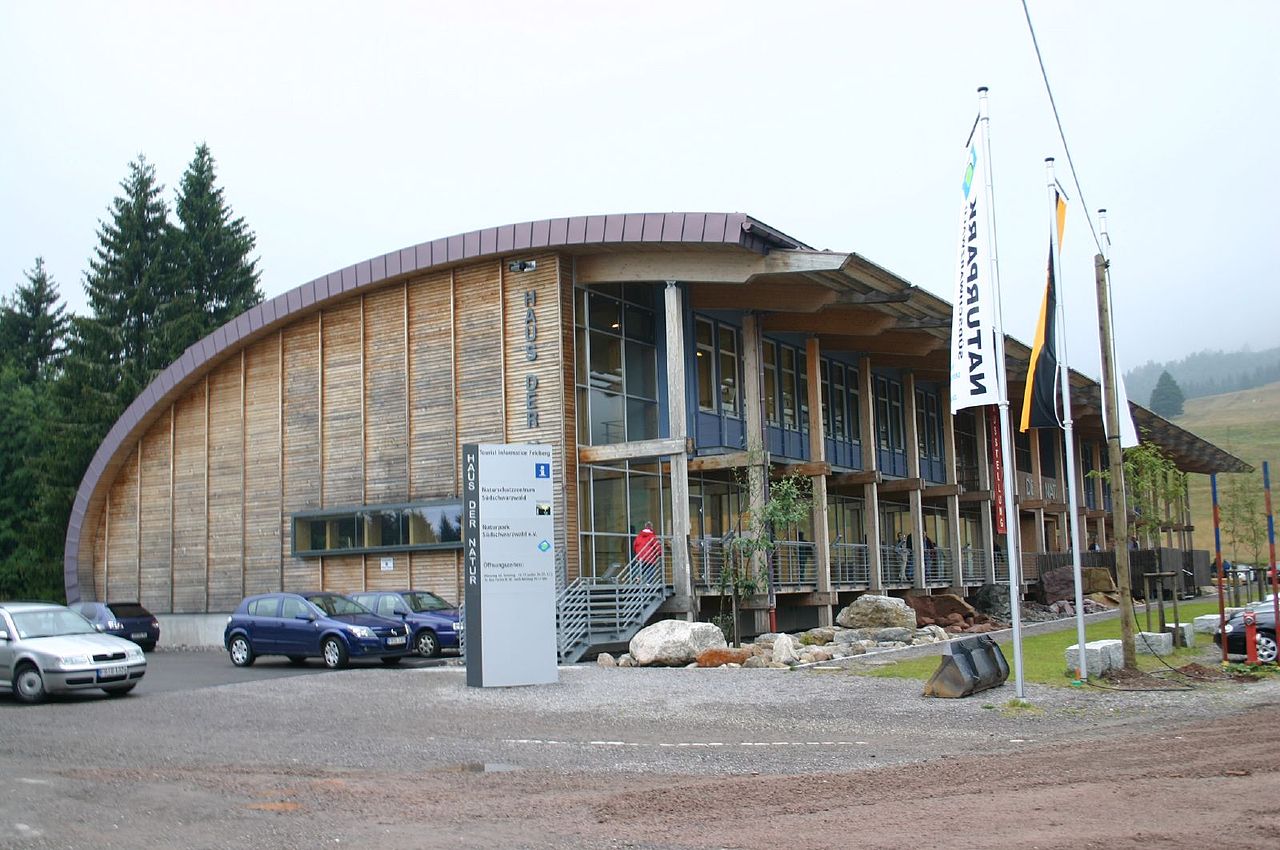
[1174,381,1280,564]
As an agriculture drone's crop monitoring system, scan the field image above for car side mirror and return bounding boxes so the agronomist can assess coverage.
[295,612,315,621]
[93,623,105,632]
[0,630,8,641]
[393,605,410,617]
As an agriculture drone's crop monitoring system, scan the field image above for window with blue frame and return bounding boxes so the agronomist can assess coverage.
[915,387,945,482]
[691,314,744,450]
[574,285,660,445]
[820,359,862,469]
[1081,439,1097,509]
[760,338,811,460]
[875,375,907,476]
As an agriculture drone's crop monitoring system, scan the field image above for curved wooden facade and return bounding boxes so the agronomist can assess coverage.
[65,212,1249,617]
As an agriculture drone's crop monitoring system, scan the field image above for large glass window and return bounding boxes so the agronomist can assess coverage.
[718,325,740,417]
[574,285,660,444]
[875,376,906,454]
[578,462,670,579]
[292,500,463,557]
[780,347,797,429]
[915,388,944,463]
[695,318,715,412]
[762,342,778,425]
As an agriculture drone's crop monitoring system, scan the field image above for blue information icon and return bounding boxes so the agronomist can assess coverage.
[534,463,551,479]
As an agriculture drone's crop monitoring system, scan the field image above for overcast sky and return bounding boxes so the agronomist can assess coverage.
[2,1,1277,377]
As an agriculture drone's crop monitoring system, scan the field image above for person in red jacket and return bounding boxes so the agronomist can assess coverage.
[633,521,663,567]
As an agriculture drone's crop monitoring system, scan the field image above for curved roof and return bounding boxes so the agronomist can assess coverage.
[62,212,797,601]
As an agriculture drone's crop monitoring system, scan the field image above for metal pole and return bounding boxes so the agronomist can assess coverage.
[1094,210,1136,668]
[1265,461,1278,662]
[979,87,1026,698]
[1046,160,1089,680]
[1212,473,1228,664]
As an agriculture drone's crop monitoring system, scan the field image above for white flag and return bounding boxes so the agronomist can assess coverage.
[1099,369,1141,447]
[950,137,1000,411]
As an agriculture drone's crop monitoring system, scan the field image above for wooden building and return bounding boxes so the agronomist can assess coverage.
[64,212,1248,642]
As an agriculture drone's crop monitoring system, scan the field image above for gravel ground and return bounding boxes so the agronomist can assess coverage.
[2,657,1277,849]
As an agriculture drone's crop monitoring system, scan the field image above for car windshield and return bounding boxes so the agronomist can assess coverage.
[10,609,98,639]
[107,603,151,618]
[404,591,452,612]
[304,594,370,617]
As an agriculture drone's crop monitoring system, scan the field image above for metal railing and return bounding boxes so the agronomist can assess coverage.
[771,540,817,587]
[880,544,912,586]
[556,545,668,663]
[690,537,730,588]
[960,548,987,586]
[831,542,871,587]
[923,548,952,586]
[994,550,1010,583]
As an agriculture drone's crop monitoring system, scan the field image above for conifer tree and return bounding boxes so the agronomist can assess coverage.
[1148,370,1185,417]
[173,143,262,339]
[0,258,68,381]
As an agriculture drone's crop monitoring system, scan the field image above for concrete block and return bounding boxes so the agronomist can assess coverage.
[1164,622,1195,648]
[1192,614,1221,634]
[1066,639,1121,674]
[1225,607,1246,618]
[1135,631,1174,656]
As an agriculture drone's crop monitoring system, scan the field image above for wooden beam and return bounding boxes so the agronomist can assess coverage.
[817,331,943,357]
[575,249,850,285]
[921,484,964,499]
[959,489,993,503]
[1085,509,1108,520]
[783,591,839,606]
[833,290,912,305]
[690,282,839,313]
[1018,498,1048,510]
[578,436,692,464]
[892,317,951,330]
[830,469,882,487]
[688,450,759,472]
[760,308,894,335]
[771,461,831,479]
[878,477,922,493]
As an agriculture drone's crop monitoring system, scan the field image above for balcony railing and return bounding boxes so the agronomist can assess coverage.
[771,540,817,587]
[831,542,871,587]
[923,548,952,586]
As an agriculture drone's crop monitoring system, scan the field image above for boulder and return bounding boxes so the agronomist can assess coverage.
[629,620,728,666]
[696,647,754,667]
[1192,614,1221,634]
[1163,622,1195,649]
[836,595,917,630]
[1039,566,1077,604]
[808,648,833,663]
[617,653,635,667]
[874,627,914,643]
[970,583,1012,620]
[1135,631,1174,656]
[832,629,862,645]
[906,593,977,627]
[596,652,616,667]
[754,632,781,646]
[1082,567,1117,594]
[914,625,948,644]
[1066,639,1122,674]
[772,633,799,665]
[743,655,766,668]
[800,626,836,645]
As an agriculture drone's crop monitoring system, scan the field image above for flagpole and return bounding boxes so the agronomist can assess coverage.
[979,87,1026,699]
[1046,158,1089,680]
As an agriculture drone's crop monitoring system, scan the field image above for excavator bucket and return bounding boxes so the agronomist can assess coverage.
[923,635,1010,698]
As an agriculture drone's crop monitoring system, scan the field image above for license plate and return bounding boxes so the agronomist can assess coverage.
[386,636,406,646]
[97,664,128,679]
[131,632,147,639]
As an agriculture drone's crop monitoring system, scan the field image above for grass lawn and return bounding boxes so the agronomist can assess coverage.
[863,598,1235,686]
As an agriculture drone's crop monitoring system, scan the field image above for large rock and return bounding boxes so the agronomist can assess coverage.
[1066,639,1122,674]
[1039,566,1077,604]
[1163,622,1195,649]
[772,633,799,665]
[695,646,753,667]
[874,627,914,644]
[906,594,976,627]
[970,583,1012,621]
[1135,631,1174,656]
[629,620,727,666]
[1192,614,1221,634]
[1081,567,1117,594]
[835,595,917,630]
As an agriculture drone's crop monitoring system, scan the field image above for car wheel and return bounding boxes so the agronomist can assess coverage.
[415,630,440,658]
[228,635,256,667]
[1257,631,1278,664]
[139,643,156,653]
[321,637,349,670]
[103,684,136,697]
[13,663,46,705]
[287,656,307,665]
[381,656,403,666]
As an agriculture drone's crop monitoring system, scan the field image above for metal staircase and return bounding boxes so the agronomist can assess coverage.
[555,548,671,664]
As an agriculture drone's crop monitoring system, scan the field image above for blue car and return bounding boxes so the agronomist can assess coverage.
[350,590,460,658]
[223,592,411,669]
[69,601,161,652]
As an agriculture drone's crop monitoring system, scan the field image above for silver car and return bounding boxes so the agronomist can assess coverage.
[0,602,147,703]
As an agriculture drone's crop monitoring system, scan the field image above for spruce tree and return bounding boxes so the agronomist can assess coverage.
[173,143,262,339]
[0,258,68,381]
[1148,370,1185,417]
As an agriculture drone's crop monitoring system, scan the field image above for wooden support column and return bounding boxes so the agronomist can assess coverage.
[742,314,770,634]
[978,406,996,583]
[663,282,694,618]
[1028,429,1046,556]
[860,358,882,592]
[903,374,925,591]
[805,337,832,625]
[1092,442,1108,550]
[942,392,964,593]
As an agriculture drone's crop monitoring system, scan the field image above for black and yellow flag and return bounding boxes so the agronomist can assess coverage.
[1020,191,1068,431]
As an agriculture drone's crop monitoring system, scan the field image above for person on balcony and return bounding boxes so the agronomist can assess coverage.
[633,521,663,569]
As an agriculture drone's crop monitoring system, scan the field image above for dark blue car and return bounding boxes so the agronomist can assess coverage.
[350,590,460,658]
[70,601,160,652]
[223,592,411,669]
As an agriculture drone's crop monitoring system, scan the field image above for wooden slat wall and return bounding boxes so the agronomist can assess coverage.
[454,262,504,461]
[138,410,173,612]
[171,383,207,612]
[558,256,579,579]
[206,358,243,610]
[321,299,362,592]
[93,512,106,600]
[104,444,140,602]
[364,286,409,590]
[408,270,455,499]
[244,336,282,595]
[410,550,459,604]
[282,318,321,592]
